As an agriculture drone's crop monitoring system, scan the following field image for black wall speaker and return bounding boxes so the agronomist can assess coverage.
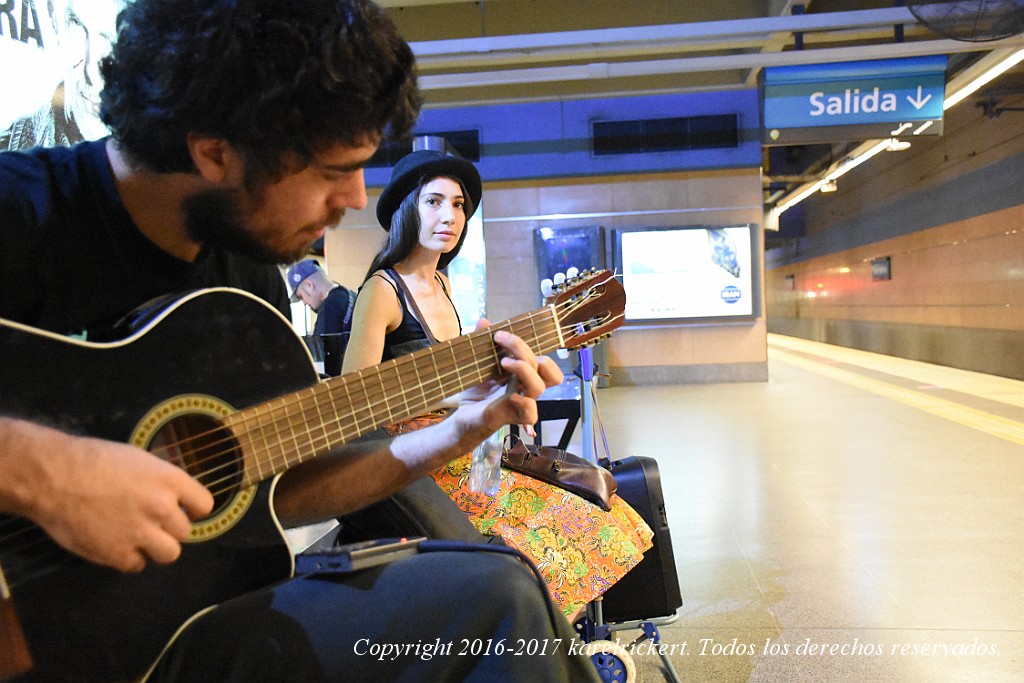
[599,455,682,622]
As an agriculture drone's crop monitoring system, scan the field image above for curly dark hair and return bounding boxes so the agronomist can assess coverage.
[99,0,420,179]
[365,177,473,281]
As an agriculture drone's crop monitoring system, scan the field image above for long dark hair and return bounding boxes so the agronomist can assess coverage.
[365,176,475,280]
[100,0,420,186]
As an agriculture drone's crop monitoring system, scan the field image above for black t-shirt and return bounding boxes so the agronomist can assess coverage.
[0,139,288,338]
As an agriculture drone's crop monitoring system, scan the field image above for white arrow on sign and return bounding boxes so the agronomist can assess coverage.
[906,85,933,110]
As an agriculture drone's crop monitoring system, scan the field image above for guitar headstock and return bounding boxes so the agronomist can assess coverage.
[544,269,625,349]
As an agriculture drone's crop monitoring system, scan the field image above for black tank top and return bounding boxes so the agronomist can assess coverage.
[375,268,462,361]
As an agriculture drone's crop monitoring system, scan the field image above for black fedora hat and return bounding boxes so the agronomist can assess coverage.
[375,150,482,230]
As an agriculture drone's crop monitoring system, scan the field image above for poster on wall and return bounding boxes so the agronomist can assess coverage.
[1,0,123,151]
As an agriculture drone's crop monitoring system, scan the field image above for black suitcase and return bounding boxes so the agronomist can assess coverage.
[600,455,682,622]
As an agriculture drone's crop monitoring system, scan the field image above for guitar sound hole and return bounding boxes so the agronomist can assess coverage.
[149,414,242,513]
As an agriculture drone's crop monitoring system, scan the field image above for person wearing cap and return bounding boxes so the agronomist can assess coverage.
[288,258,357,376]
[287,258,357,337]
[342,150,653,621]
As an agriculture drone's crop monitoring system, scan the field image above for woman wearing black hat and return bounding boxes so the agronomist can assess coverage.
[342,149,481,369]
[343,150,652,621]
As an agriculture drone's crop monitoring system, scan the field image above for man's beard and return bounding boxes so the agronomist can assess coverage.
[182,188,312,264]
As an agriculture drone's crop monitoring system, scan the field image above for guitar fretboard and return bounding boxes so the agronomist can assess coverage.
[226,306,562,485]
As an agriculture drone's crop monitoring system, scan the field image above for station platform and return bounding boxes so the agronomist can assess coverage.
[579,333,1023,682]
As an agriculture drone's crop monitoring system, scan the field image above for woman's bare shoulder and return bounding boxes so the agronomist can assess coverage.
[365,270,399,293]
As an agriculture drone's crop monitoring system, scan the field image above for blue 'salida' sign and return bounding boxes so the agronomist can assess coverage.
[762,55,947,144]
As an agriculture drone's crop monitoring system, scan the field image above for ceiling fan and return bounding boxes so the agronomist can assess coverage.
[906,0,1024,42]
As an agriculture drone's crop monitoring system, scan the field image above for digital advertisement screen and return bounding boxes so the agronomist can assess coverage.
[612,225,760,322]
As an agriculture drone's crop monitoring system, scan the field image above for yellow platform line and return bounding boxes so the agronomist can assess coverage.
[769,346,1024,447]
[767,333,1024,407]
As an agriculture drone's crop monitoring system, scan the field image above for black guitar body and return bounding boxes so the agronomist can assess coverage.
[0,290,317,682]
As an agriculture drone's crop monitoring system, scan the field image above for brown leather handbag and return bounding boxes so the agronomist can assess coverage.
[501,439,617,511]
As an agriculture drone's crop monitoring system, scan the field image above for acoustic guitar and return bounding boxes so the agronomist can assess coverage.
[0,269,624,682]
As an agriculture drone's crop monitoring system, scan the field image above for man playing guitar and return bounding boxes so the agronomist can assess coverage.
[0,1,600,681]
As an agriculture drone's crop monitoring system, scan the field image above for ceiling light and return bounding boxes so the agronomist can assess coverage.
[772,138,893,216]
[774,179,825,214]
[825,139,891,182]
[887,138,911,151]
[820,179,838,192]
[944,47,1024,110]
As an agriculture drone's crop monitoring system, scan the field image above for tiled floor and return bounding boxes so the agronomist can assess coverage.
[572,334,1024,682]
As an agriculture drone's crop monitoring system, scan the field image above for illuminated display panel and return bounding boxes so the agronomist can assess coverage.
[611,225,761,323]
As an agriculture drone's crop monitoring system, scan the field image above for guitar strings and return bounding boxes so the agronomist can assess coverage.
[171,316,540,484]
[198,338,495,492]
[199,324,568,497]
[149,299,575,487]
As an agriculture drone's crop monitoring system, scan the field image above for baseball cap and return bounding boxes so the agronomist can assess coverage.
[286,259,321,302]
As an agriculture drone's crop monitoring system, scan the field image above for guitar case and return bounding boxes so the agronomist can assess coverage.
[599,455,682,622]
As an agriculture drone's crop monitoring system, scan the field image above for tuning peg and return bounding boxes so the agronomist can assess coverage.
[553,272,566,285]
[556,348,570,359]
[540,278,554,297]
[566,266,579,279]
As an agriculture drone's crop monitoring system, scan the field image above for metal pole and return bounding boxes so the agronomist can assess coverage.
[578,345,596,464]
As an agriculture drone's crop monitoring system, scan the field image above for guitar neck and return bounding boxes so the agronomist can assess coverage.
[227,306,562,485]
